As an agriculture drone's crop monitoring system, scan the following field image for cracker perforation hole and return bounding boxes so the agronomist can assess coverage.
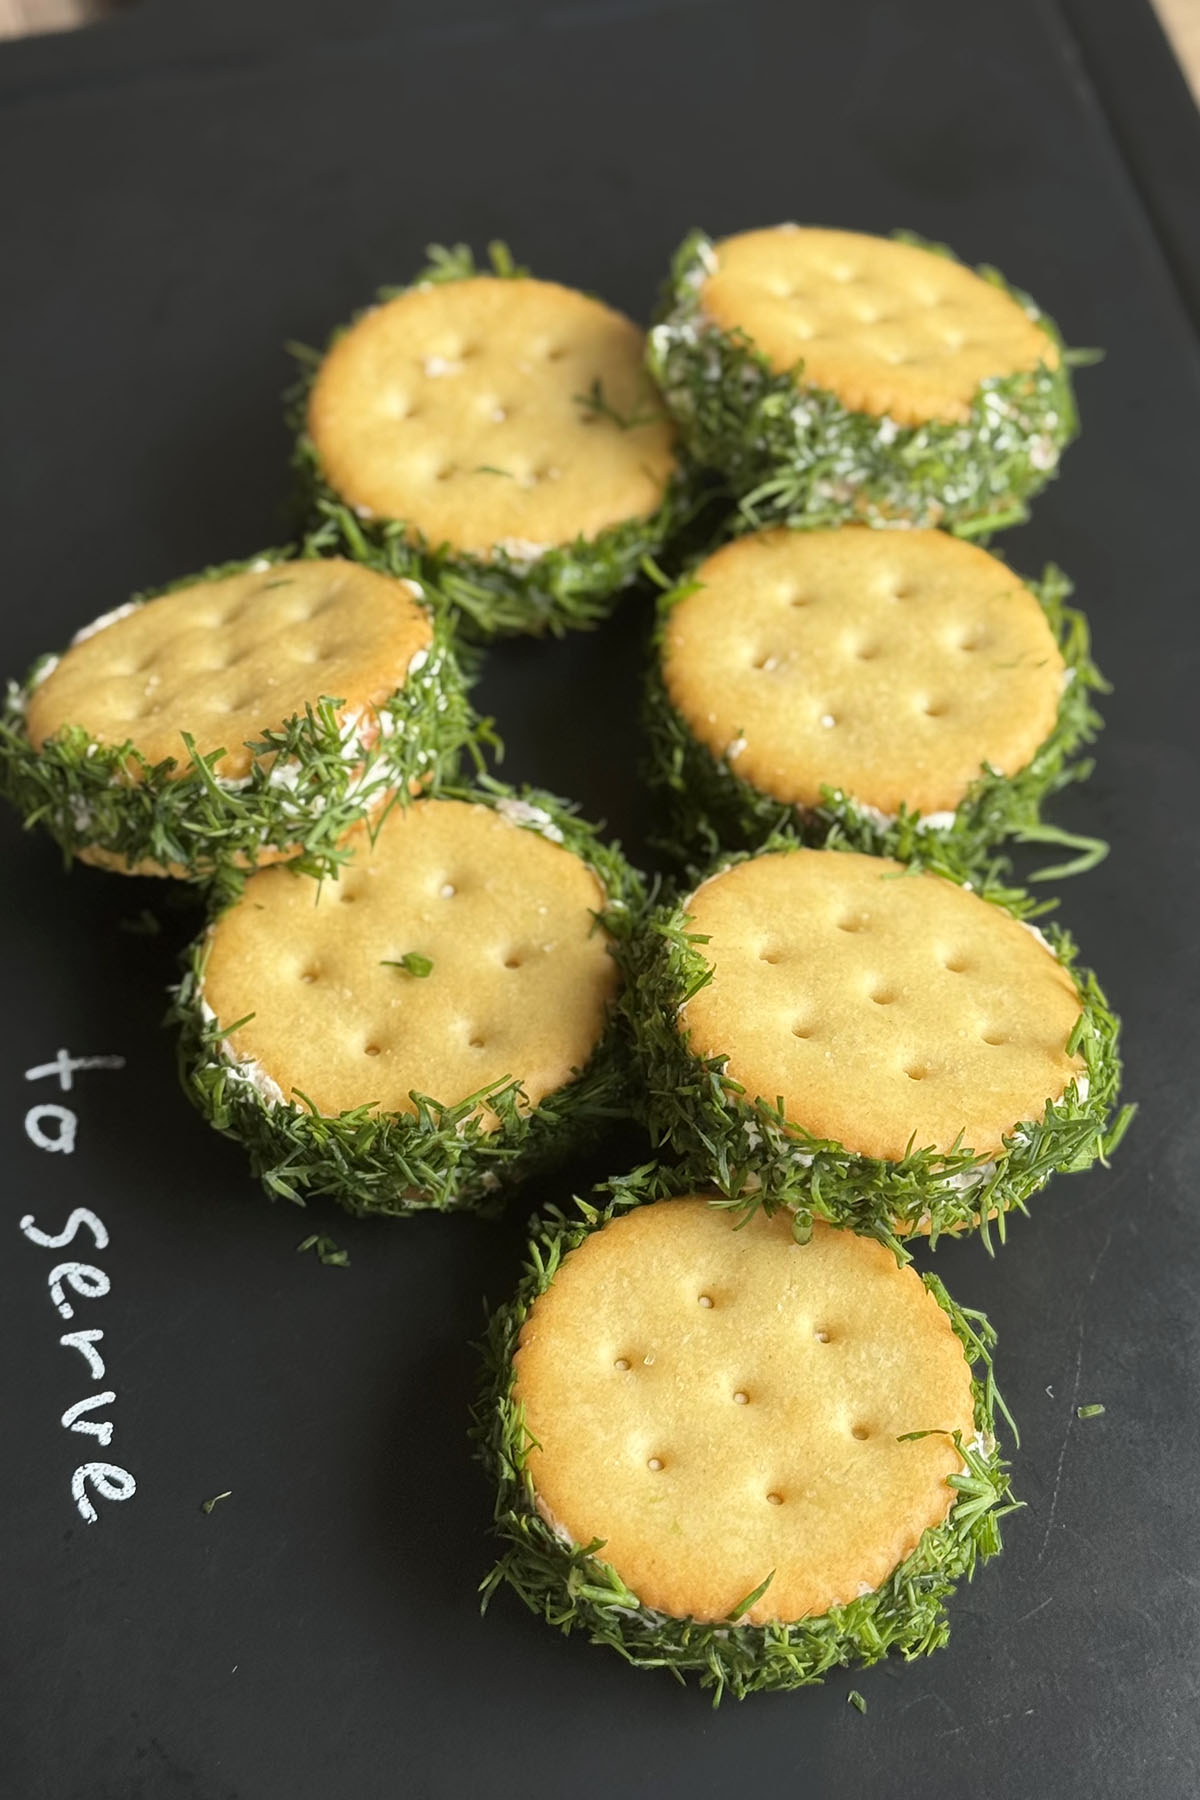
[439,882,457,899]
[921,698,949,718]
[791,1022,814,1040]
[646,1456,665,1473]
[468,1034,487,1050]
[904,1064,928,1082]
[613,1357,632,1372]
[836,915,866,934]
[981,1030,1008,1046]
[850,1424,871,1441]
[814,1328,833,1343]
[299,970,319,985]
[942,952,968,973]
[503,952,523,970]
[364,1043,382,1058]
[766,1491,784,1507]
[698,1293,715,1309]
[751,652,780,672]
[759,948,782,965]
[732,1390,750,1406]
[853,641,881,661]
[868,985,896,1006]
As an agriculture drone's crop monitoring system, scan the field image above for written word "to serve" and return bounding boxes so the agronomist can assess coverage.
[19,1049,135,1524]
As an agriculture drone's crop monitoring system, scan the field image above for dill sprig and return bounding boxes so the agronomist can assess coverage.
[168,781,646,1218]
[287,243,704,640]
[572,376,666,432]
[643,558,1108,880]
[647,230,1081,535]
[474,1167,1020,1703]
[0,544,483,893]
[616,840,1133,1252]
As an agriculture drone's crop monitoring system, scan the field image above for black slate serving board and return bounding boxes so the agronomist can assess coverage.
[2,3,1198,1796]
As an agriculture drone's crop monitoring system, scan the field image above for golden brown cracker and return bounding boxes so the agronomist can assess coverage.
[515,1200,975,1624]
[662,527,1065,816]
[681,848,1083,1160]
[202,797,618,1121]
[27,559,431,782]
[701,227,1057,426]
[307,277,678,552]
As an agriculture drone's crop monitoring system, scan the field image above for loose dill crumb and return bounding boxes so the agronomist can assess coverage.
[848,1690,868,1714]
[572,376,666,432]
[297,1234,350,1267]
[381,953,434,978]
[118,909,162,937]
[1076,1403,1106,1419]
[200,1491,232,1514]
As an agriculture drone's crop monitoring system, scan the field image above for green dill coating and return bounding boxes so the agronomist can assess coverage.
[617,841,1133,1253]
[475,1165,1020,1702]
[0,545,481,895]
[647,228,1087,535]
[290,242,702,640]
[645,555,1108,879]
[169,781,645,1218]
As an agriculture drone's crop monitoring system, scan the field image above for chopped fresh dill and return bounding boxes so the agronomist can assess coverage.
[296,1233,350,1267]
[200,1491,232,1514]
[118,909,162,937]
[572,377,665,432]
[381,953,433,978]
[848,1690,868,1714]
[1076,1403,1106,1419]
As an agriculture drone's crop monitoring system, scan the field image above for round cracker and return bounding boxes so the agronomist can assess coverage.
[681,848,1083,1161]
[202,796,618,1121]
[514,1198,975,1625]
[701,227,1057,427]
[26,559,431,782]
[662,527,1065,816]
[307,277,678,553]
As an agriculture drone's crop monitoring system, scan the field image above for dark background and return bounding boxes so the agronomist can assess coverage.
[2,2,1198,1796]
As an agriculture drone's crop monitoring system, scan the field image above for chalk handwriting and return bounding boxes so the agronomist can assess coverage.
[20,1051,135,1523]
